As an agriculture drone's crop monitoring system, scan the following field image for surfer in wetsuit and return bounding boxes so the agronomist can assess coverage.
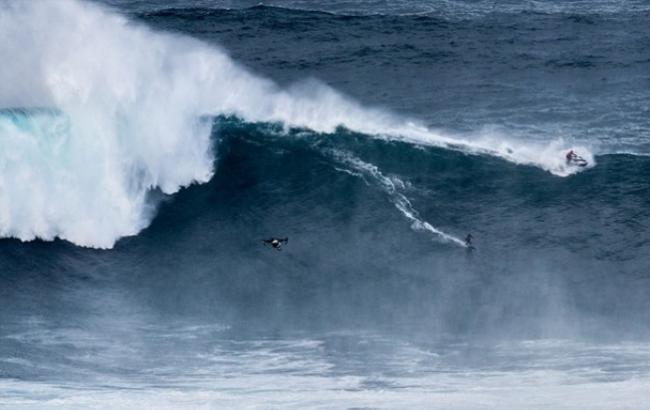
[263,237,288,251]
[465,233,473,248]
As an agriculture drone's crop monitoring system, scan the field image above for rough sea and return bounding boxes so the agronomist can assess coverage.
[1,1,650,408]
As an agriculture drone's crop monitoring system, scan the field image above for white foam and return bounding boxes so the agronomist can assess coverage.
[2,338,650,410]
[0,0,594,248]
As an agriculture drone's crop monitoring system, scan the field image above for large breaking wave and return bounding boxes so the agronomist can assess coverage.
[0,0,593,248]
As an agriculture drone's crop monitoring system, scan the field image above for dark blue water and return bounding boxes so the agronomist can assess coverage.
[1,1,650,408]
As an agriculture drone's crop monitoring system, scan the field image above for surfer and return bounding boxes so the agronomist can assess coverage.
[465,233,473,248]
[263,237,288,251]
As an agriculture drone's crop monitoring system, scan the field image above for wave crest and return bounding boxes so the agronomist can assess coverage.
[0,0,592,248]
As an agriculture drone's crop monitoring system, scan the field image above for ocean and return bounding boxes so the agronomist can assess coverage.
[1,0,650,408]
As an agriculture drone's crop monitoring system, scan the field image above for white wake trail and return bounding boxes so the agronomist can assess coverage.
[329,150,467,247]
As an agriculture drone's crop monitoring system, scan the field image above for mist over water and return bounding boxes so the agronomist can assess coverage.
[2,0,650,409]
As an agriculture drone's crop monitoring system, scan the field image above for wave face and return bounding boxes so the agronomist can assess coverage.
[0,0,600,248]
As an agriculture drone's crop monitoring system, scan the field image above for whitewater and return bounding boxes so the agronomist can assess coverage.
[0,0,592,249]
